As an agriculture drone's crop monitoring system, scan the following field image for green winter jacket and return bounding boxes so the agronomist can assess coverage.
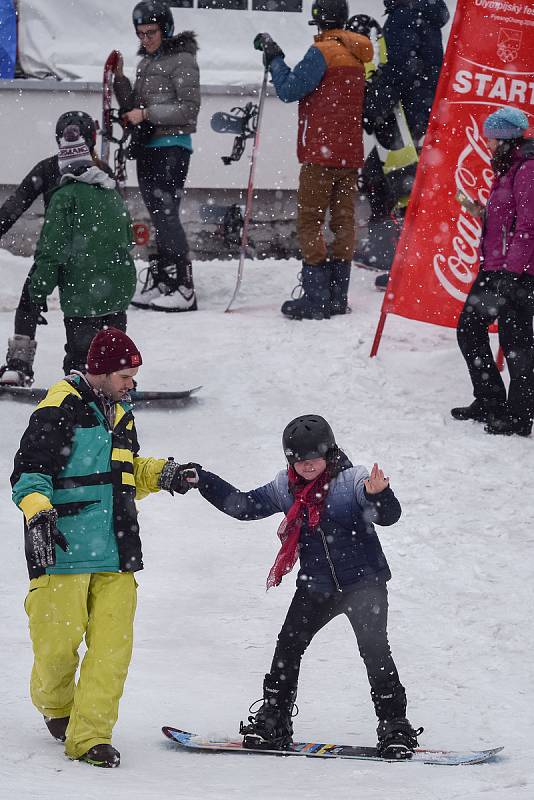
[29,167,136,317]
[11,374,167,578]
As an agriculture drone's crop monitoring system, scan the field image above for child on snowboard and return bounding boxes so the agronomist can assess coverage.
[183,414,422,759]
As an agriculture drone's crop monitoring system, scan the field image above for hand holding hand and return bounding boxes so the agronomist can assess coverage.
[159,459,201,496]
[364,463,390,495]
[27,509,69,569]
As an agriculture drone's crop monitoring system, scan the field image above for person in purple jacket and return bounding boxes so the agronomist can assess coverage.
[452,107,534,437]
[180,414,421,758]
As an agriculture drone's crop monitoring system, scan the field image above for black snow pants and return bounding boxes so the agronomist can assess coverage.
[136,145,191,270]
[266,579,407,722]
[457,270,534,421]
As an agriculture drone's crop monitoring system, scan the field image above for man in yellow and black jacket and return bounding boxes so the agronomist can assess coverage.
[11,328,195,769]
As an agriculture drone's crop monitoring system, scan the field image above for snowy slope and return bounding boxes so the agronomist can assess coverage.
[0,249,532,799]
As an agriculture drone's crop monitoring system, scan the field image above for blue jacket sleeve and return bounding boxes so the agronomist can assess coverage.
[269,46,327,103]
[197,469,283,520]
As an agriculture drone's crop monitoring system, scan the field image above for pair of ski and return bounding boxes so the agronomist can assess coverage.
[162,726,502,766]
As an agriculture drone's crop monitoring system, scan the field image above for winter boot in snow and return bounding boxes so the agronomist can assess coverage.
[130,255,166,309]
[485,414,532,437]
[0,335,37,386]
[330,259,352,315]
[239,674,297,750]
[450,399,504,423]
[78,744,120,768]
[376,718,423,760]
[44,715,69,742]
[281,263,331,320]
[374,272,390,292]
[150,261,197,312]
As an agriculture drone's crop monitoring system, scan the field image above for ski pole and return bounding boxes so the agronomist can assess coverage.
[225,67,269,313]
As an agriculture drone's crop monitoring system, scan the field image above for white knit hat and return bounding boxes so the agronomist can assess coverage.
[58,124,93,174]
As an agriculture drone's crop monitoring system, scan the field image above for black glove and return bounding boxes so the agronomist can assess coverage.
[253,33,285,68]
[159,458,201,496]
[27,509,69,569]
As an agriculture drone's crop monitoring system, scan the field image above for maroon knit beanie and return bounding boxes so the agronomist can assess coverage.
[86,328,142,374]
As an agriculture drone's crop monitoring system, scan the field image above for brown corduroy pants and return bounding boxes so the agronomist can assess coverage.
[297,163,358,266]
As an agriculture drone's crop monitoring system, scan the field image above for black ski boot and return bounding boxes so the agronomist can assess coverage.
[281,263,331,320]
[330,259,352,315]
[239,674,296,750]
[150,261,198,312]
[0,335,37,387]
[44,715,69,742]
[451,399,504,423]
[78,743,120,768]
[376,718,423,760]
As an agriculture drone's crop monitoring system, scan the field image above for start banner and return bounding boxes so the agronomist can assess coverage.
[372,0,534,353]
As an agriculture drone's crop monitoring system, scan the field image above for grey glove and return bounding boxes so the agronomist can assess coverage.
[27,509,69,569]
[159,458,200,496]
[253,33,285,68]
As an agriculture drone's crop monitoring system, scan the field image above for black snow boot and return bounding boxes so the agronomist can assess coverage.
[44,715,69,742]
[0,334,37,387]
[330,260,352,315]
[485,414,532,437]
[78,743,120,768]
[130,254,166,309]
[376,718,423,760]
[450,399,504,423]
[281,263,331,320]
[150,261,197,312]
[239,674,296,750]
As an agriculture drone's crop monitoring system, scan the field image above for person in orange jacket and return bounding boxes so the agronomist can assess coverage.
[255,0,372,319]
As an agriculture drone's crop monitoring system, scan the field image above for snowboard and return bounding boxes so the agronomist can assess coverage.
[162,727,503,766]
[101,50,150,247]
[0,385,201,408]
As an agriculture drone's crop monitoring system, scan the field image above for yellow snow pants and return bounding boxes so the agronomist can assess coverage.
[24,572,137,759]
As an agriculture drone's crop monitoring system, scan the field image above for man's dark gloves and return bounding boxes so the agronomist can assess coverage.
[253,33,285,68]
[159,458,201,496]
[27,509,69,569]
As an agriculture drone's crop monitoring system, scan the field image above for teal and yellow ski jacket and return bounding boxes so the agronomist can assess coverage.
[11,374,166,578]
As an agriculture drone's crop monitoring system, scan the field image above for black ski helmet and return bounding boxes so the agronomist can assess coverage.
[132,1,174,38]
[55,111,97,149]
[309,0,349,29]
[282,415,337,464]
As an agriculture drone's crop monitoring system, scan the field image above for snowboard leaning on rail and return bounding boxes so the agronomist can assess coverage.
[0,385,201,408]
[162,727,502,766]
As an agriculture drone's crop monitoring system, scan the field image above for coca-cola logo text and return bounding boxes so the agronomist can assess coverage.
[433,116,493,302]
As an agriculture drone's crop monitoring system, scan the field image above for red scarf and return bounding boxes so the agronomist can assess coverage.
[266,465,331,590]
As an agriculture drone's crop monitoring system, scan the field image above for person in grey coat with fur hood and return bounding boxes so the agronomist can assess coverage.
[114,1,200,313]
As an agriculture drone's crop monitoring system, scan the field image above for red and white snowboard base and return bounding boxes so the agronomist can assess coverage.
[162,727,502,766]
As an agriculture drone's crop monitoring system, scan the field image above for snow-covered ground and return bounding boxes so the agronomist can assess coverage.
[1,249,532,799]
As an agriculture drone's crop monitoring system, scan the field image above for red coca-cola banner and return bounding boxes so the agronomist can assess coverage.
[371,0,534,355]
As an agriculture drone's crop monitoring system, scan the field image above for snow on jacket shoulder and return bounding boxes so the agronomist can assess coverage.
[114,31,200,136]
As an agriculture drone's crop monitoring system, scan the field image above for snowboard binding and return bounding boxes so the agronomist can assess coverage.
[211,102,259,164]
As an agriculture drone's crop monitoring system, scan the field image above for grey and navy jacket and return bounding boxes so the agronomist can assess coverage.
[197,457,401,594]
[11,374,166,579]
[114,31,200,137]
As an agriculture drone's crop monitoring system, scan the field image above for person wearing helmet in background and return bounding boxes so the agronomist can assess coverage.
[175,414,422,758]
[113,1,200,313]
[0,111,105,387]
[452,106,534,437]
[254,0,372,320]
